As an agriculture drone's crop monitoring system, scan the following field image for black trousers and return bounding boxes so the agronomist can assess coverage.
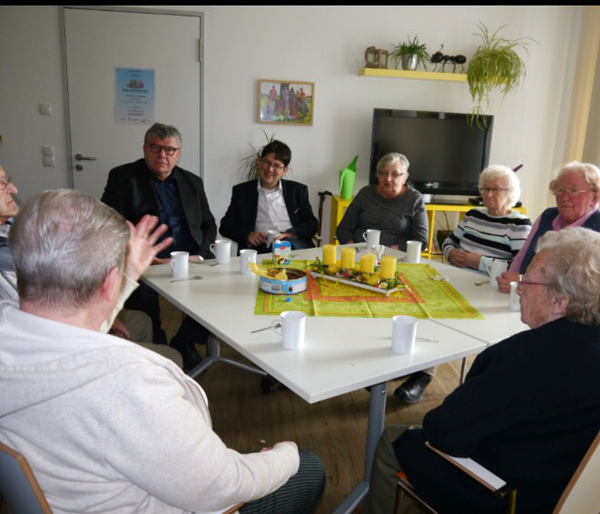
[124,282,209,346]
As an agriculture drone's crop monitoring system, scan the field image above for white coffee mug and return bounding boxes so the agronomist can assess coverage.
[363,229,381,251]
[240,249,257,275]
[266,230,279,249]
[271,311,306,350]
[509,281,520,311]
[391,315,418,355]
[406,241,422,264]
[487,260,508,291]
[209,239,231,264]
[170,251,189,280]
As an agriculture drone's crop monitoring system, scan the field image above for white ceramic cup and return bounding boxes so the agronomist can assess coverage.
[363,229,381,251]
[509,281,520,311]
[406,240,422,264]
[170,251,189,280]
[487,260,508,291]
[240,249,257,275]
[266,230,279,248]
[391,315,418,355]
[271,311,306,350]
[209,239,232,264]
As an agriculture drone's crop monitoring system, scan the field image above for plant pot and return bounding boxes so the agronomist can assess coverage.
[402,54,419,71]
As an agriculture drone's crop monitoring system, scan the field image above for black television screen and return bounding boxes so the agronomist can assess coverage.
[369,109,493,197]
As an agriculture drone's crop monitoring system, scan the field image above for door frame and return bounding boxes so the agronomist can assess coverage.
[59,5,205,189]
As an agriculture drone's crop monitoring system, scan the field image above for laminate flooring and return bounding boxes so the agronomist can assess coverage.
[160,297,476,514]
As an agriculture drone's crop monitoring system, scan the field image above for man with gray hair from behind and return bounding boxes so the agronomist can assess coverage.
[363,226,600,513]
[0,189,325,514]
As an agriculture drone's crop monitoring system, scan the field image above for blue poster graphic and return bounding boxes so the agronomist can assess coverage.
[115,68,155,125]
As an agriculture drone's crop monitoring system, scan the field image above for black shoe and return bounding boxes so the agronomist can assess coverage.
[171,340,203,373]
[393,372,433,404]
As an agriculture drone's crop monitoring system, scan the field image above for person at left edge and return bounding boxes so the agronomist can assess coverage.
[101,122,217,371]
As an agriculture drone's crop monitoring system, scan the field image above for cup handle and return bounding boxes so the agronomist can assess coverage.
[209,243,215,256]
[363,231,368,242]
[170,260,176,271]
[270,319,282,339]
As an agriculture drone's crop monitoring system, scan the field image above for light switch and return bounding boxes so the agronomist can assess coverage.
[39,103,53,116]
[43,156,55,167]
[42,145,54,157]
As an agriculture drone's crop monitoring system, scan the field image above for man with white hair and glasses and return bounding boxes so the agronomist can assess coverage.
[0,189,325,513]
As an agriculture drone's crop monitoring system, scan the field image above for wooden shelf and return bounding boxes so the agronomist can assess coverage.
[359,67,467,83]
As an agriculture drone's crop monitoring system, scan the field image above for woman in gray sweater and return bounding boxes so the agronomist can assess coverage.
[336,153,428,251]
[336,153,432,404]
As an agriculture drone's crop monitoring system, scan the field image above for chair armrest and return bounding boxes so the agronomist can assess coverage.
[425,442,514,499]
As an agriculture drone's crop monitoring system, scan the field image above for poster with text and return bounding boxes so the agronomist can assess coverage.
[115,68,155,125]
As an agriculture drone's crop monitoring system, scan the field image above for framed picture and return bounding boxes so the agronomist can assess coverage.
[258,80,314,126]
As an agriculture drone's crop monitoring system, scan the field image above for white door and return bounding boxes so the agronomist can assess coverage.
[63,7,202,199]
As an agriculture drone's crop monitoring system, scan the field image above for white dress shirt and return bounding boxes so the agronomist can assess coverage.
[255,180,292,233]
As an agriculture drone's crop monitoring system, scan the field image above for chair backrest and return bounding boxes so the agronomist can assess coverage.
[0,441,52,514]
[554,429,600,513]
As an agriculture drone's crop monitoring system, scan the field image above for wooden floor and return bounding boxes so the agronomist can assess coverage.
[160,298,475,514]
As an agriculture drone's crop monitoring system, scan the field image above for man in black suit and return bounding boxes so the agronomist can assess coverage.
[102,123,217,371]
[220,140,318,254]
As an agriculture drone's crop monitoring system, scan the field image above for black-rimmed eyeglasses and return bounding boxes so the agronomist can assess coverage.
[146,143,180,156]
[517,274,551,289]
[260,158,286,171]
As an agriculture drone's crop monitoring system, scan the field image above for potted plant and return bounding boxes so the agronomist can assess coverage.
[389,35,430,71]
[237,129,277,181]
[467,23,535,128]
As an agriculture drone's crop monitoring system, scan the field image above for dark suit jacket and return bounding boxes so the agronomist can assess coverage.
[393,316,600,513]
[101,159,217,258]
[219,179,318,251]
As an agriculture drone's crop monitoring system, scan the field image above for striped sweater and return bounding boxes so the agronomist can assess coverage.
[442,208,532,274]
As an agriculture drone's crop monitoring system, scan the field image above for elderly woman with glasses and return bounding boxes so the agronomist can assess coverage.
[336,153,428,251]
[497,161,600,292]
[442,164,532,274]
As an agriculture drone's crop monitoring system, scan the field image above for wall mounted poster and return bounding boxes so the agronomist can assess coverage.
[115,68,155,125]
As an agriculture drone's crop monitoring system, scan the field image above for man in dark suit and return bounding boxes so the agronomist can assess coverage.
[220,140,318,254]
[102,122,217,371]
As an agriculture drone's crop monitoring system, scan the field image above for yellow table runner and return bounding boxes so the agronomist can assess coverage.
[254,260,483,319]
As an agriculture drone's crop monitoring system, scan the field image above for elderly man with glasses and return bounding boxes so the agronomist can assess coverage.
[219,139,318,254]
[0,165,19,272]
[102,122,217,371]
[363,226,600,513]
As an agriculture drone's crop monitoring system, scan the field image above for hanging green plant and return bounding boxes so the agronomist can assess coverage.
[467,23,536,129]
[237,129,277,181]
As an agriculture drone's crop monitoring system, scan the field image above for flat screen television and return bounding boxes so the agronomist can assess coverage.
[369,109,493,198]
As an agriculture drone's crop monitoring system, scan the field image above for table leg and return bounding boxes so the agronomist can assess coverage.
[333,381,387,514]
[459,357,468,385]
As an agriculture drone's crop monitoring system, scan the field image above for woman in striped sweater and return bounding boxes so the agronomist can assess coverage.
[442,164,532,274]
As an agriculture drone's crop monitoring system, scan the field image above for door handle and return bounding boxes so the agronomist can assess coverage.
[75,153,96,161]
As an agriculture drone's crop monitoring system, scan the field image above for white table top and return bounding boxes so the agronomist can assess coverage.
[141,245,504,403]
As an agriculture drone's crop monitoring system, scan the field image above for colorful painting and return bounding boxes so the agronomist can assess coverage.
[258,80,314,126]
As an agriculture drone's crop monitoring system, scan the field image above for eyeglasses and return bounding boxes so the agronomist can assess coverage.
[146,143,180,156]
[260,158,286,171]
[517,274,551,289]
[377,171,406,180]
[551,186,595,197]
[480,187,509,194]
[0,176,13,190]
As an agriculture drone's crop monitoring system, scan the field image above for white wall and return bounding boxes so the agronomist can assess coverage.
[0,5,580,238]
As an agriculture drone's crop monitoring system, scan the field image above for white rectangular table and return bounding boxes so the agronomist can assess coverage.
[142,244,523,513]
